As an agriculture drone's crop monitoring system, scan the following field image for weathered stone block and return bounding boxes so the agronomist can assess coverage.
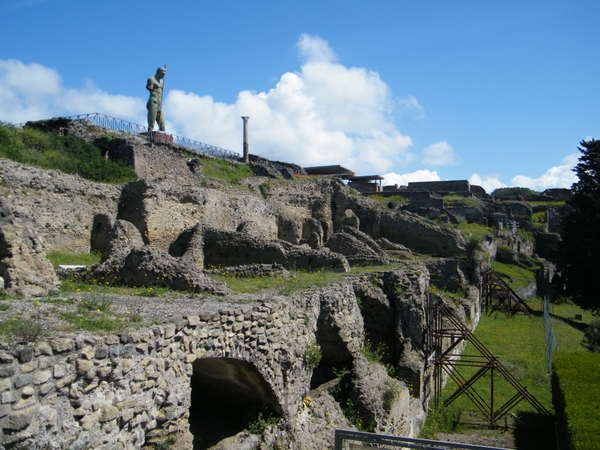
[0,403,12,418]
[80,346,95,360]
[94,347,108,359]
[34,342,53,356]
[100,404,119,423]
[13,374,32,389]
[50,338,74,353]
[0,366,17,378]
[186,315,200,326]
[76,359,93,375]
[21,386,34,397]
[53,363,67,379]
[33,370,52,385]
[4,403,39,430]
[0,351,14,364]
[164,323,176,339]
[19,360,36,373]
[1,391,15,404]
[0,378,12,392]
[18,347,33,363]
[80,412,99,430]
[39,382,54,396]
[54,374,76,390]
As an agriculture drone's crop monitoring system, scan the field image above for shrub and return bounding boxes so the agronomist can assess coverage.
[0,318,45,343]
[584,318,600,353]
[491,187,539,200]
[0,125,137,183]
[304,343,322,369]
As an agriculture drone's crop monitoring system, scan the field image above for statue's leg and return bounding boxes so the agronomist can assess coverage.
[158,110,166,131]
[147,100,157,130]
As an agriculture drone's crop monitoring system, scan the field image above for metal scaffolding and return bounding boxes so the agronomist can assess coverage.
[482,269,533,318]
[427,295,551,426]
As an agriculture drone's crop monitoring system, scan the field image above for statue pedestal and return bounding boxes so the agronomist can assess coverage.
[141,130,174,142]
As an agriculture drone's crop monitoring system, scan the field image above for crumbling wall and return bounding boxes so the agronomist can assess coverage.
[0,269,478,449]
[0,200,60,297]
[0,158,119,253]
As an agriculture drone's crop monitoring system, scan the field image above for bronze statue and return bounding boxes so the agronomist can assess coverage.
[146,66,166,131]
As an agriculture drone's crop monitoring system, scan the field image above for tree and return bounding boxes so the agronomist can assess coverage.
[557,139,600,311]
[491,186,538,201]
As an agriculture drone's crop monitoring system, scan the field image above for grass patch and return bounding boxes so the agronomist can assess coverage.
[443,194,482,208]
[0,125,137,183]
[57,268,183,298]
[553,353,600,450]
[59,278,180,298]
[201,156,254,184]
[491,261,536,290]
[58,294,142,332]
[526,200,566,208]
[46,251,101,267]
[454,221,493,241]
[213,269,349,295]
[0,317,45,342]
[369,194,409,208]
[59,312,124,332]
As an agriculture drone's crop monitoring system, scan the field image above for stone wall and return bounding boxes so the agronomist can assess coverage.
[0,267,477,449]
[0,159,120,253]
[0,297,315,449]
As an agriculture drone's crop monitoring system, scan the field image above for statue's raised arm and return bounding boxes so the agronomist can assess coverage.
[146,66,166,131]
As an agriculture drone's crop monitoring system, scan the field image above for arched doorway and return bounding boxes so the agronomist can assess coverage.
[189,357,282,449]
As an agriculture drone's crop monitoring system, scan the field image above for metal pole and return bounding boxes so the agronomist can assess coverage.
[241,116,250,163]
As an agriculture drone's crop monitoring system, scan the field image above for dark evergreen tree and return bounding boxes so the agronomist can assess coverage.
[558,139,600,311]
[491,186,538,201]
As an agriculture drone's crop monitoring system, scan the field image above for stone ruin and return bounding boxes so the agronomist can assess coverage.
[0,118,536,449]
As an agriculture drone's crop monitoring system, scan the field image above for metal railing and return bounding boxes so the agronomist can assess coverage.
[543,296,559,374]
[66,113,241,160]
[334,429,511,450]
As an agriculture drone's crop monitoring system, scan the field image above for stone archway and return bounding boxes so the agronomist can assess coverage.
[189,357,282,449]
[310,317,354,389]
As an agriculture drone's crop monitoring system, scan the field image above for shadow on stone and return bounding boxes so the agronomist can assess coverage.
[189,358,281,449]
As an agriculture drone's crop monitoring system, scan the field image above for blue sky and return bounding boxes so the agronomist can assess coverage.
[1,0,598,193]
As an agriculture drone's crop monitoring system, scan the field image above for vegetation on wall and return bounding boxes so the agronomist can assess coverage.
[442,194,482,208]
[0,124,138,183]
[369,194,409,208]
[491,261,536,290]
[491,187,539,201]
[200,155,254,184]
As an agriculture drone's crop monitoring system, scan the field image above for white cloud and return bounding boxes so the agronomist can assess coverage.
[422,141,457,166]
[165,34,414,172]
[297,34,337,64]
[469,154,578,193]
[0,59,145,125]
[510,162,577,191]
[0,36,415,173]
[469,174,507,193]
[397,95,426,118]
[382,170,440,187]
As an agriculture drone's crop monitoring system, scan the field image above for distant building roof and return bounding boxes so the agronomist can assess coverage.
[348,175,384,182]
[303,165,356,178]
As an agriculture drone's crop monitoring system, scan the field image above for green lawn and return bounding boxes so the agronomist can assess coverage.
[420,298,592,448]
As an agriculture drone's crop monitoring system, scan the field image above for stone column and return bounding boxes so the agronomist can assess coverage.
[241,116,250,163]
